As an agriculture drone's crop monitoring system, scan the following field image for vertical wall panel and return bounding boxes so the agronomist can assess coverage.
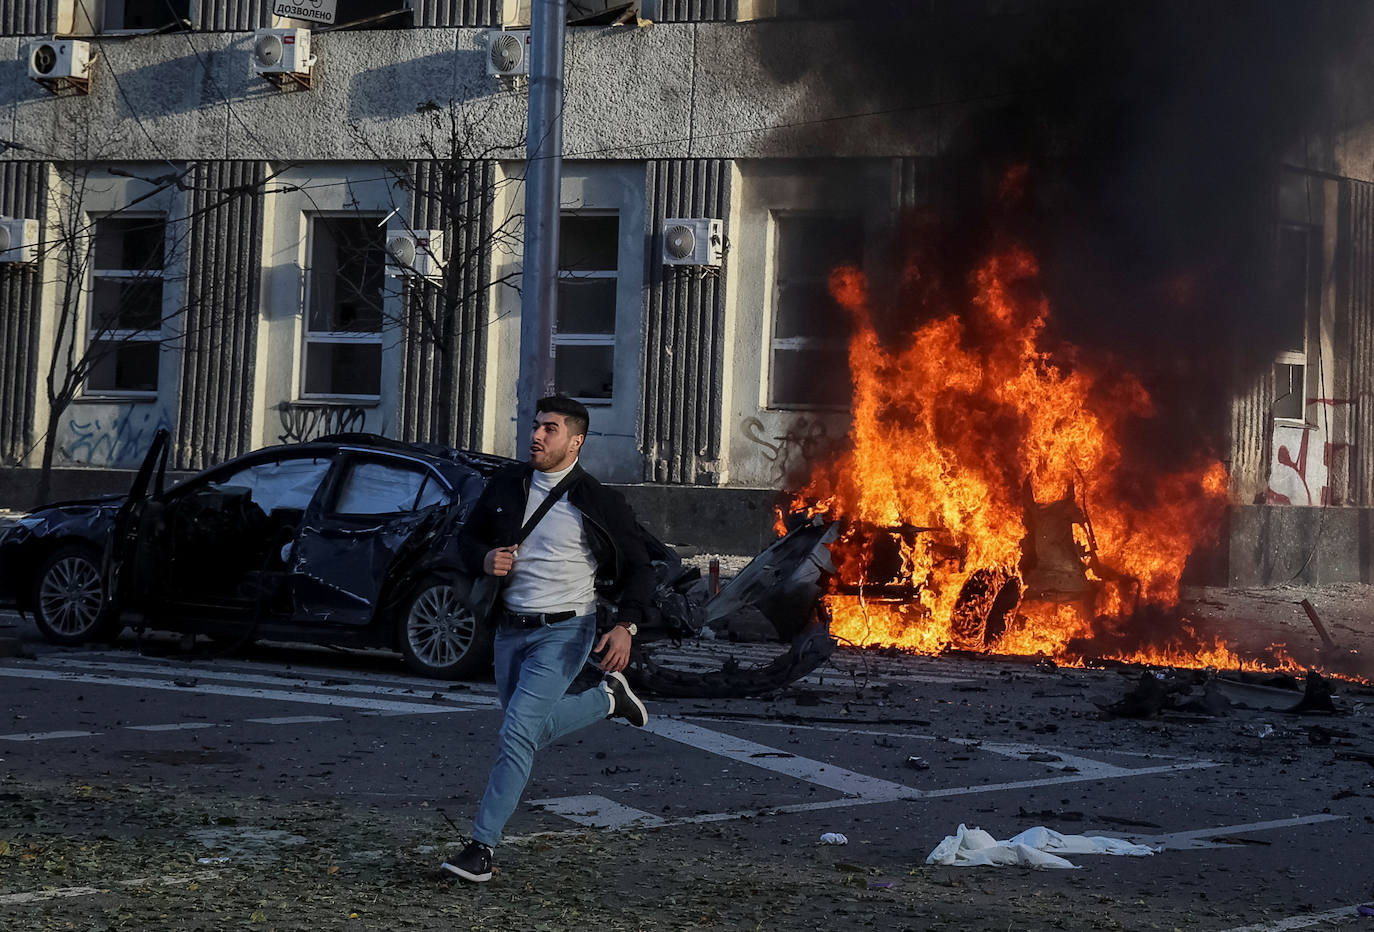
[643,158,730,483]
[415,0,499,26]
[1230,362,1274,504]
[192,1,496,29]
[1348,180,1374,507]
[656,0,736,21]
[0,0,58,34]
[194,0,271,30]
[175,161,266,470]
[0,162,45,465]
[397,159,494,448]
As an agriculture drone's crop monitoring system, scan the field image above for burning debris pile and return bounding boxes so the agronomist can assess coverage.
[791,241,1244,669]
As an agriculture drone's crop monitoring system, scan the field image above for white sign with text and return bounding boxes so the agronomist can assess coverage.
[272,0,338,25]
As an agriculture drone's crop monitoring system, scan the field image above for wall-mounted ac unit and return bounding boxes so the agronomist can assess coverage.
[27,37,91,91]
[386,226,444,279]
[663,218,723,267]
[0,219,40,264]
[485,29,530,77]
[253,28,315,88]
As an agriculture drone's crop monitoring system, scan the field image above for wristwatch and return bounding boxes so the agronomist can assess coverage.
[616,621,638,637]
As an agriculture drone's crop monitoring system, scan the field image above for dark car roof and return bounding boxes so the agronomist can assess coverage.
[316,433,518,479]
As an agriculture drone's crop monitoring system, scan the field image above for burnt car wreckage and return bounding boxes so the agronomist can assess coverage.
[0,430,838,695]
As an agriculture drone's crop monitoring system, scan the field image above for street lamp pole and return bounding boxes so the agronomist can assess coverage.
[516,0,567,439]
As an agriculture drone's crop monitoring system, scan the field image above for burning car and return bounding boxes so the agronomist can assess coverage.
[0,429,838,689]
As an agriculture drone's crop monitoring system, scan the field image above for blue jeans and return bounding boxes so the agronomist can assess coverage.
[471,613,609,847]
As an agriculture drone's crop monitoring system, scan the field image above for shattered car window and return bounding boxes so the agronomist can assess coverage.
[415,476,448,510]
[334,461,442,515]
[211,457,331,513]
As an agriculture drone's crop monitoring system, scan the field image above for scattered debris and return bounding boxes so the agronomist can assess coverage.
[926,824,1155,869]
[1299,599,1338,652]
[819,833,848,845]
[1245,723,1275,739]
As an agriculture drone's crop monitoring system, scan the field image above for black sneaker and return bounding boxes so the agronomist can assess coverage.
[441,840,493,883]
[605,671,648,727]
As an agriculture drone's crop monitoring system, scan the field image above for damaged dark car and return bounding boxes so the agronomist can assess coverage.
[0,429,839,690]
[0,430,531,677]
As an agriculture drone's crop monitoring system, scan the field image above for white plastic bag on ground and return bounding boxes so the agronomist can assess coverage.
[926,824,1156,869]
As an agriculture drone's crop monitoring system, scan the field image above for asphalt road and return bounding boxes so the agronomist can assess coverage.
[1,611,1372,931]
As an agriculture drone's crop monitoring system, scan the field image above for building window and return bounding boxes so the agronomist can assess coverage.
[554,212,619,402]
[104,0,190,30]
[303,215,386,399]
[1273,222,1317,422]
[768,213,862,408]
[86,215,165,395]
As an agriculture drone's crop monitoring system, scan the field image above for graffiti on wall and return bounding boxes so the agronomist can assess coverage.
[62,407,173,468]
[740,415,843,486]
[277,403,369,444]
[1266,422,1328,506]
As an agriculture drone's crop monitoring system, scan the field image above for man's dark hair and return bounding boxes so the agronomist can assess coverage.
[535,395,589,437]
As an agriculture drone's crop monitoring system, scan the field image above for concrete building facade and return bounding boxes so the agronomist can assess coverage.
[3,1,1374,579]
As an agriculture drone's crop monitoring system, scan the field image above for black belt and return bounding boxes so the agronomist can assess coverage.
[499,609,578,629]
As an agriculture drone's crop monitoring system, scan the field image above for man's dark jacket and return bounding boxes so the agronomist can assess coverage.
[456,462,655,626]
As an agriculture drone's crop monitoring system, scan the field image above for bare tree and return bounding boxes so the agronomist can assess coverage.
[335,94,526,445]
[18,138,281,505]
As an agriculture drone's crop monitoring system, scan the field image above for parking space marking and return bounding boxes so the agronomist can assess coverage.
[1221,905,1364,931]
[530,794,666,830]
[62,650,503,694]
[0,870,220,906]
[35,658,499,707]
[0,730,99,742]
[516,717,1220,834]
[125,723,223,732]
[0,666,476,714]
[1115,814,1347,851]
[701,718,1205,775]
[641,718,918,800]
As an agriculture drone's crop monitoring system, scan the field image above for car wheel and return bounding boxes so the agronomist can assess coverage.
[397,575,492,679]
[32,544,120,645]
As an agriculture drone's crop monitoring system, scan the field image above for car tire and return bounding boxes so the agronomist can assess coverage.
[32,544,120,645]
[397,574,493,679]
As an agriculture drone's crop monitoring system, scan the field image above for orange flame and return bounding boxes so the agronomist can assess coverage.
[797,242,1241,668]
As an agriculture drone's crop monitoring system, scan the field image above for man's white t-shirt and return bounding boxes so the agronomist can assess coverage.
[502,461,598,616]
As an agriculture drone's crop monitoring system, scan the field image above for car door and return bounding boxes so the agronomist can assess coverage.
[152,451,335,618]
[287,452,452,627]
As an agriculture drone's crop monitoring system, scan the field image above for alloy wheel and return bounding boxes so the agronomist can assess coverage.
[406,584,476,668]
[39,555,105,637]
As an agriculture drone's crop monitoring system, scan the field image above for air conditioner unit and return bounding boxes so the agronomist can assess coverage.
[386,226,444,279]
[485,29,530,77]
[27,37,91,86]
[0,219,39,264]
[662,218,723,267]
[253,28,314,86]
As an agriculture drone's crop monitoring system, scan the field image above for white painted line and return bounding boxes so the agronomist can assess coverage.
[961,741,1134,778]
[1220,905,1364,931]
[531,795,666,829]
[688,717,1208,773]
[246,715,341,725]
[55,649,502,694]
[0,730,99,742]
[1114,814,1347,851]
[125,723,223,732]
[0,870,220,906]
[36,658,499,707]
[919,760,1219,799]
[640,718,918,800]
[0,667,474,714]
